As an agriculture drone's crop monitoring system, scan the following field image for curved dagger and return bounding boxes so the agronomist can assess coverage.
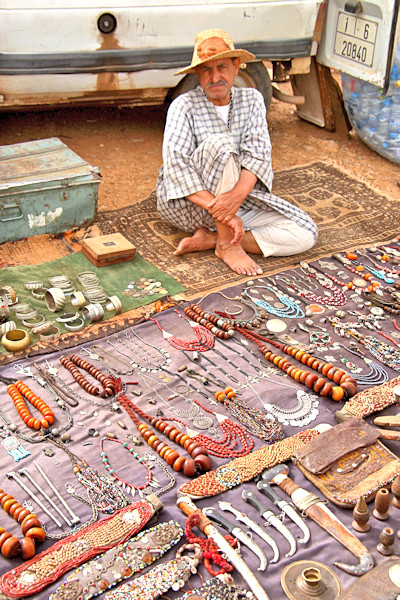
[256,480,310,544]
[260,464,374,576]
[241,489,297,557]
[203,507,268,571]
[218,500,279,563]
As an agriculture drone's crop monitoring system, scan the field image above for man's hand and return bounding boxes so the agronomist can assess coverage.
[226,215,245,245]
[206,189,243,223]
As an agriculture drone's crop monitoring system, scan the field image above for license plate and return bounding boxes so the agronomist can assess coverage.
[334,12,377,67]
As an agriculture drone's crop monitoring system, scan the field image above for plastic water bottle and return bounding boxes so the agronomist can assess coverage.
[341,40,400,164]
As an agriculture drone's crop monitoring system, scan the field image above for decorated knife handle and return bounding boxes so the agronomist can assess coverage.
[203,507,235,533]
[275,476,301,498]
[241,489,272,516]
[257,481,284,505]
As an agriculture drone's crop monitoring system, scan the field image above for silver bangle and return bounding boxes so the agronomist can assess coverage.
[105,295,122,314]
[16,308,38,321]
[56,312,80,323]
[45,288,67,312]
[31,287,48,300]
[82,303,104,323]
[31,320,55,335]
[0,321,16,336]
[70,291,86,309]
[64,318,85,332]
[39,326,60,342]
[24,281,43,290]
[21,315,46,328]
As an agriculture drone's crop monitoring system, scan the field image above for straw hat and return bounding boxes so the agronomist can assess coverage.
[174,29,255,76]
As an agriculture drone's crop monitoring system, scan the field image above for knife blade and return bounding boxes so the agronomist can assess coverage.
[241,489,297,557]
[218,500,279,563]
[203,506,268,571]
[257,480,310,544]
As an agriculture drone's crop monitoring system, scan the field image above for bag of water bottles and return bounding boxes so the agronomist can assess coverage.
[341,41,400,165]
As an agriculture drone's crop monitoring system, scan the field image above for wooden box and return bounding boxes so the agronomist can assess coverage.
[80,233,136,267]
[0,137,99,243]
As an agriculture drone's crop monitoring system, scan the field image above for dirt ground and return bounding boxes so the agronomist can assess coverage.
[1,78,400,216]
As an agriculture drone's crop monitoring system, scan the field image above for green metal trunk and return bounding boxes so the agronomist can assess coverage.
[0,137,99,243]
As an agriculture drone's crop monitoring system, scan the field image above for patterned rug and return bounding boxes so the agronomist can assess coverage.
[94,161,399,296]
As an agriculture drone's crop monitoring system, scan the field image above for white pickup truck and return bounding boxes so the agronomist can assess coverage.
[0,0,398,124]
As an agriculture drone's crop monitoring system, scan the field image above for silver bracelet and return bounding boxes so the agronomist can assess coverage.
[31,287,48,300]
[22,315,46,328]
[24,281,43,290]
[105,295,122,314]
[16,308,38,321]
[31,320,55,335]
[39,326,61,342]
[56,312,80,323]
[82,303,104,323]
[64,318,85,332]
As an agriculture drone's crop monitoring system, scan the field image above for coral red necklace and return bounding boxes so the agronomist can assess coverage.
[150,312,215,352]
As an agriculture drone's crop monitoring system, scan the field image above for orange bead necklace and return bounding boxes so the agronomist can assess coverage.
[6,380,54,431]
[0,487,46,559]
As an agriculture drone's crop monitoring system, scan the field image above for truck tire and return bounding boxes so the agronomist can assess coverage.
[169,61,272,112]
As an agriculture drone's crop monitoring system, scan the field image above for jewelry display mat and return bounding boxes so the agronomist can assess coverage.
[94,162,400,296]
[0,253,400,600]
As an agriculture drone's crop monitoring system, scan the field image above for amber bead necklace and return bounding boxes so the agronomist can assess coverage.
[59,354,115,398]
[0,487,46,559]
[235,326,358,401]
[110,375,212,477]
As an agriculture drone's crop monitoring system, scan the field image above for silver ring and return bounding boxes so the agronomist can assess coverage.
[56,312,80,323]
[105,295,122,314]
[24,281,43,290]
[16,309,38,321]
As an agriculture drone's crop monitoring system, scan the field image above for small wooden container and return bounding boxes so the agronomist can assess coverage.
[80,233,136,267]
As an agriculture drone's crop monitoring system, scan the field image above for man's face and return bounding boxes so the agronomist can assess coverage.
[195,57,240,106]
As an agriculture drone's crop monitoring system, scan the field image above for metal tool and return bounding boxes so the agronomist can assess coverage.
[33,460,80,525]
[256,479,310,543]
[218,500,279,563]
[18,467,73,527]
[177,496,270,600]
[203,506,268,571]
[242,489,297,557]
[6,471,63,528]
[260,464,374,576]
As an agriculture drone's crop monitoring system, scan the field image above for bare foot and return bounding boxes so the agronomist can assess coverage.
[174,227,217,256]
[215,241,263,276]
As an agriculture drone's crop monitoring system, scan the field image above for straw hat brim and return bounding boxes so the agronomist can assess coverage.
[174,49,255,76]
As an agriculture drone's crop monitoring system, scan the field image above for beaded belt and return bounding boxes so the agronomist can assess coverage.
[0,495,162,598]
[50,520,183,600]
[177,429,320,500]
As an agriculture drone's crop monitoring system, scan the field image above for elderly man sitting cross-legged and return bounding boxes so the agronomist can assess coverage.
[156,28,318,277]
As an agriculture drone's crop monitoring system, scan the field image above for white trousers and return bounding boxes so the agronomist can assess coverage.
[217,156,315,257]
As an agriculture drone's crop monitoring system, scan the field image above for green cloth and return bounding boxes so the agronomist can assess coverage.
[0,252,185,353]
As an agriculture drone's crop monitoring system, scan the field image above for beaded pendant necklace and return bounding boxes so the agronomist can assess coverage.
[100,437,157,498]
[348,331,400,372]
[47,436,128,514]
[214,387,284,444]
[243,283,305,318]
[338,343,389,385]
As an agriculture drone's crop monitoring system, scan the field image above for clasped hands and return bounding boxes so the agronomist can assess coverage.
[207,189,245,245]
